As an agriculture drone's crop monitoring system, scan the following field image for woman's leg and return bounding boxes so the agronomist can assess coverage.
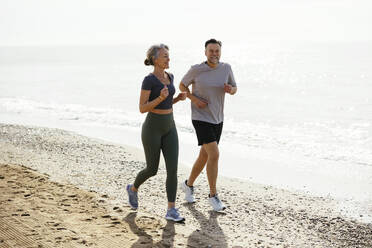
[133,121,162,189]
[161,126,179,207]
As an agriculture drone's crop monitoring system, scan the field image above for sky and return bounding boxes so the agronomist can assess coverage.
[0,0,371,46]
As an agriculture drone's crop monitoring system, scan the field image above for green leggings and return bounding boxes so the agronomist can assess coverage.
[134,112,179,202]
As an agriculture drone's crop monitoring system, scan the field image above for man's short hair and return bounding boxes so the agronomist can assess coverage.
[205,39,222,48]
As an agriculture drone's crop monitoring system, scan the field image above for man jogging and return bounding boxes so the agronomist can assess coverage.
[179,38,237,211]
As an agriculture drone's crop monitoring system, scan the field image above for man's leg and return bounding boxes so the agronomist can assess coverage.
[187,146,208,186]
[202,141,219,196]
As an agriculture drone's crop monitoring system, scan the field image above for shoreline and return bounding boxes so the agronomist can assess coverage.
[2,115,371,224]
[1,123,372,247]
[2,112,371,207]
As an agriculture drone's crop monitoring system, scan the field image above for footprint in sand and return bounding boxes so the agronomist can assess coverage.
[113,206,123,212]
[79,240,88,245]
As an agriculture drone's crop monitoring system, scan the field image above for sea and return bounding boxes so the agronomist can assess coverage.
[1,41,371,222]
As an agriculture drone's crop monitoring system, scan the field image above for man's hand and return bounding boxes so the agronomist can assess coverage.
[179,81,208,108]
[224,83,232,93]
[224,83,237,95]
[194,98,208,108]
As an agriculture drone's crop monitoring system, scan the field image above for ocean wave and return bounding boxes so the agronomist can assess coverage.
[0,97,142,128]
[1,97,371,167]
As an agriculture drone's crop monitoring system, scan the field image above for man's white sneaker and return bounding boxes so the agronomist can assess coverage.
[208,194,226,211]
[180,180,195,203]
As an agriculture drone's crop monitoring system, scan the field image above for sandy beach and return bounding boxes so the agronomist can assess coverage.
[1,123,371,247]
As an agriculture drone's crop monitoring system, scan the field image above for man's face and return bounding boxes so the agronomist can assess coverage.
[205,43,221,65]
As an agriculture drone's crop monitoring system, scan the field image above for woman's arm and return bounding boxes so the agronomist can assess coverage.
[172,92,187,104]
[139,89,166,113]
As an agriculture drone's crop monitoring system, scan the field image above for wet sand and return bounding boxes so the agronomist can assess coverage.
[1,123,371,247]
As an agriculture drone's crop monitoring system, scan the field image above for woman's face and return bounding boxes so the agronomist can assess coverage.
[154,48,170,69]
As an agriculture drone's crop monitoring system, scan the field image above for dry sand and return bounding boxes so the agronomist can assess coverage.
[0,123,371,247]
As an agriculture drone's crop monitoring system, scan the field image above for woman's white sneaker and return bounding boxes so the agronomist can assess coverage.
[208,194,226,211]
[180,180,195,203]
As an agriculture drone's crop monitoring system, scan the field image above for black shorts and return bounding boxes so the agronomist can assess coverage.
[192,120,223,146]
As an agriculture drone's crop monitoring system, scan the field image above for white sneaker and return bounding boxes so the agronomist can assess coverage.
[180,180,195,203]
[208,194,226,211]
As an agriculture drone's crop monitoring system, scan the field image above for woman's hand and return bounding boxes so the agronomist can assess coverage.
[160,85,169,100]
[177,92,187,101]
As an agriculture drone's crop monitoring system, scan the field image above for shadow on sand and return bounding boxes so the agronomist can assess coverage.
[124,211,181,248]
[185,204,228,248]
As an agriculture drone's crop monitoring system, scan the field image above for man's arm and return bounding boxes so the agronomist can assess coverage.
[230,86,237,95]
[224,83,237,95]
[179,82,208,108]
[226,64,237,95]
